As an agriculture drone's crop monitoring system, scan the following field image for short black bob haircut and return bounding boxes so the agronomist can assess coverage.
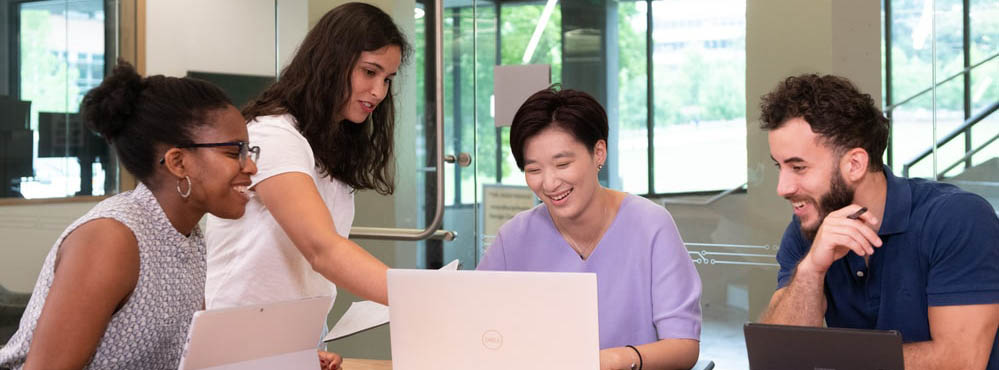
[509,86,608,170]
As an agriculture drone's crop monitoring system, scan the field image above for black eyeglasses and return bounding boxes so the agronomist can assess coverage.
[159,141,260,168]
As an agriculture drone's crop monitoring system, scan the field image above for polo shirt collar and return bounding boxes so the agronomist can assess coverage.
[879,165,911,235]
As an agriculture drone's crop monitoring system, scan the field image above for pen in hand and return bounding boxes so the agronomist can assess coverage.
[846,207,874,261]
[847,207,868,220]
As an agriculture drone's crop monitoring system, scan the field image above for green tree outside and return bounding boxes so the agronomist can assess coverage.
[21,9,82,126]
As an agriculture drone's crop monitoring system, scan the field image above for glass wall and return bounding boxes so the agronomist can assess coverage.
[616,2,649,194]
[1,0,115,200]
[886,0,999,181]
[439,0,748,198]
[967,0,998,169]
[650,0,746,194]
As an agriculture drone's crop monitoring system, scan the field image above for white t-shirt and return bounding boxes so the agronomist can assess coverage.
[205,113,354,312]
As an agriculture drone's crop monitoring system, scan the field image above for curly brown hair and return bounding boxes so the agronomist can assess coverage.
[243,3,411,195]
[759,74,889,172]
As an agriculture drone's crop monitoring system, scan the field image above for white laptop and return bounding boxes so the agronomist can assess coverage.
[387,269,600,370]
[177,296,332,370]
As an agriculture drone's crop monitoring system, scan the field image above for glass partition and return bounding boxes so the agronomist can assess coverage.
[616,2,649,194]
[886,0,998,201]
[967,0,998,170]
[650,0,746,194]
[2,0,115,200]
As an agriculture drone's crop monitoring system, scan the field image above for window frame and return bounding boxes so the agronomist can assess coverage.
[438,0,750,205]
[0,0,141,206]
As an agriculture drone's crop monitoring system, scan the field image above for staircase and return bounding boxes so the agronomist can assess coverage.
[898,99,999,212]
[941,157,999,212]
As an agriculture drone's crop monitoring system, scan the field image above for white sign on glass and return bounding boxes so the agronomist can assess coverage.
[482,184,537,239]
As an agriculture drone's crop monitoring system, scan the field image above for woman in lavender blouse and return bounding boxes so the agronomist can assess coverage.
[477,87,702,370]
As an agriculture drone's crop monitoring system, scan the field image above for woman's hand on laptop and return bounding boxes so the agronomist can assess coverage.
[318,350,342,370]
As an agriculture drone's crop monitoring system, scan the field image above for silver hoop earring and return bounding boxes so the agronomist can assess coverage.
[177,176,192,199]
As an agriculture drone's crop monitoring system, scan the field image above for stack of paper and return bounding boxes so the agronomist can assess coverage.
[323,259,462,342]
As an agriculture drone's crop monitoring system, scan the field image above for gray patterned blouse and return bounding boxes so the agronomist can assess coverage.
[0,183,206,369]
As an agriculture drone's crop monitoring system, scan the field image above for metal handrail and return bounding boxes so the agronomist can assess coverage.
[351,228,456,241]
[660,183,747,206]
[349,1,451,241]
[886,52,998,113]
[902,101,999,177]
[938,132,999,180]
[685,242,770,250]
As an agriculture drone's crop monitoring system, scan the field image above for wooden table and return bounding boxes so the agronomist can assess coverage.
[341,358,392,370]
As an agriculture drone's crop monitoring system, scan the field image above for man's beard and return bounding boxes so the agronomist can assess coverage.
[801,169,856,240]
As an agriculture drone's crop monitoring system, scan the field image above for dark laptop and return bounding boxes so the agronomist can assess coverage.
[744,323,904,370]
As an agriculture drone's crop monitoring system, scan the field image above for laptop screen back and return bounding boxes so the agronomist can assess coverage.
[178,296,331,370]
[387,269,600,370]
[744,323,904,370]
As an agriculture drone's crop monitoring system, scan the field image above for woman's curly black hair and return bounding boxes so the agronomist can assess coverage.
[80,60,231,183]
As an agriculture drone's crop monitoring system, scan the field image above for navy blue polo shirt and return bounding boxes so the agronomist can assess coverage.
[776,167,999,368]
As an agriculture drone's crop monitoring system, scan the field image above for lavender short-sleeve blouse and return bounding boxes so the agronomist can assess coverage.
[477,194,702,349]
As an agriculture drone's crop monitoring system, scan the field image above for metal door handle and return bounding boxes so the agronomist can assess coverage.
[444,152,472,167]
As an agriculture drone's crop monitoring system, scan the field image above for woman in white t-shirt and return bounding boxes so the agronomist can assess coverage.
[204,3,408,367]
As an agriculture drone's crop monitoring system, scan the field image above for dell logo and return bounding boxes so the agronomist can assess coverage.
[481,329,503,350]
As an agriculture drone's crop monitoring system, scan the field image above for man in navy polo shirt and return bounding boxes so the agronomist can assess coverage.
[758,74,999,369]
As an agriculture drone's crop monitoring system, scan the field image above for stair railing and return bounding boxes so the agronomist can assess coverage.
[902,101,999,178]
[890,51,998,179]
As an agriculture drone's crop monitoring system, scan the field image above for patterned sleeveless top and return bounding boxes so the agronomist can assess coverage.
[0,184,206,370]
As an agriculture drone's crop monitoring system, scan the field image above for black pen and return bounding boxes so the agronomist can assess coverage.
[847,207,868,220]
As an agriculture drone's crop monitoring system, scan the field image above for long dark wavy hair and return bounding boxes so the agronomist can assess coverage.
[243,2,411,194]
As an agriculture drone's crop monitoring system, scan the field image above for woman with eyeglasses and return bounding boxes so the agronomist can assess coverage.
[203,4,407,366]
[0,61,257,369]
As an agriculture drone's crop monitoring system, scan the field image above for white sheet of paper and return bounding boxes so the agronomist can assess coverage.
[440,259,460,271]
[323,259,461,342]
[323,300,388,342]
